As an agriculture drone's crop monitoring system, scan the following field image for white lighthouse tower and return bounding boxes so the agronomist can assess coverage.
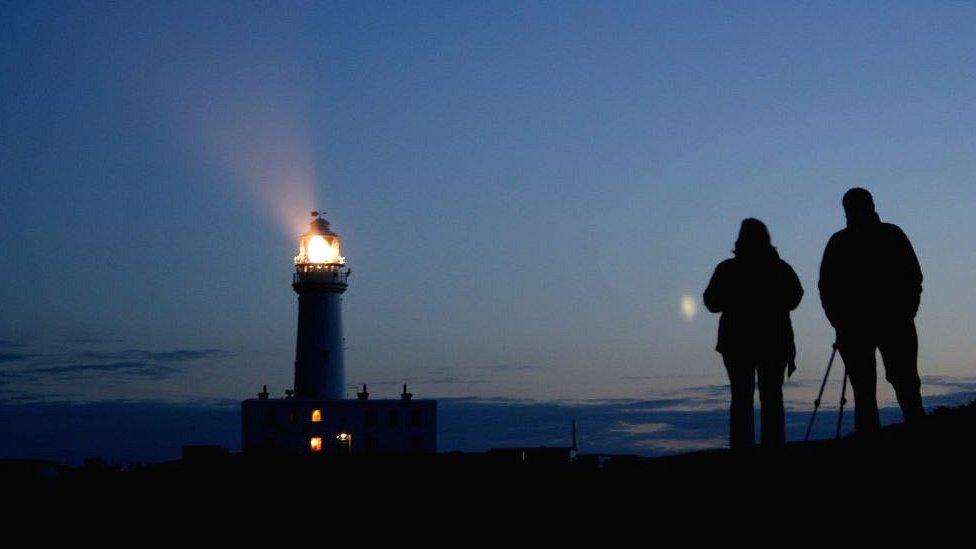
[242,210,436,456]
[292,212,349,400]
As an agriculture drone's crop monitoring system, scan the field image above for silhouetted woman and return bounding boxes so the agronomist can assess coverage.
[703,219,803,449]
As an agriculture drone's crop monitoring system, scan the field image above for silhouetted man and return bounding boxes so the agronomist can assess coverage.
[819,188,924,434]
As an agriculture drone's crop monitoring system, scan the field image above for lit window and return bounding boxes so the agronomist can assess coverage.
[309,437,323,453]
[311,409,322,423]
[335,433,352,455]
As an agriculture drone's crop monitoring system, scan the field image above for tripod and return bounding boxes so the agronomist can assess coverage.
[803,343,850,441]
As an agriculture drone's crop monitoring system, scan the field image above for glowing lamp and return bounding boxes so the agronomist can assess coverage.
[309,436,323,453]
[294,211,344,266]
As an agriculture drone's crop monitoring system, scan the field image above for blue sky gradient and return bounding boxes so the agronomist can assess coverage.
[3,2,976,459]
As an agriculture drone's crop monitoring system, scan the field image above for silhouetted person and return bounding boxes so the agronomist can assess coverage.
[819,188,924,434]
[704,219,803,449]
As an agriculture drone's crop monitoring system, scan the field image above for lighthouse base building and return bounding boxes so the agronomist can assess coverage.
[242,390,437,456]
[241,212,436,456]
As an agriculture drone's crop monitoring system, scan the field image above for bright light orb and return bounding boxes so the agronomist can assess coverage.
[309,436,323,453]
[680,295,698,321]
[306,235,337,264]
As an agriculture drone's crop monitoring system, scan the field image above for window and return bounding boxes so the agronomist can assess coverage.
[336,433,352,455]
[366,409,378,427]
[309,437,323,453]
[410,410,422,427]
[389,410,400,427]
[311,409,322,423]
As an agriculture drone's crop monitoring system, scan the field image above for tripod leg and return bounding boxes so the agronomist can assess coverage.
[835,367,849,439]
[804,345,838,441]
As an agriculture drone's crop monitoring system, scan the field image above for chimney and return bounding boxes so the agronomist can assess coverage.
[401,383,413,401]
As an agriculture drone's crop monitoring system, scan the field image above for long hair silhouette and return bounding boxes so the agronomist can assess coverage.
[733,218,776,258]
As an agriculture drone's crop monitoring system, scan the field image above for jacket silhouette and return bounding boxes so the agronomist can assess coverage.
[819,188,924,433]
[704,219,803,448]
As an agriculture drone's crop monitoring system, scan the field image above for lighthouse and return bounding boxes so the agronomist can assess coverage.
[292,212,349,400]
[241,211,437,456]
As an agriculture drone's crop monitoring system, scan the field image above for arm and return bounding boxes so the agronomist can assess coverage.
[893,226,923,317]
[781,260,804,311]
[818,235,841,327]
[703,261,730,313]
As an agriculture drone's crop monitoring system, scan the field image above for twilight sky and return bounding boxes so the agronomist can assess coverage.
[3,2,976,460]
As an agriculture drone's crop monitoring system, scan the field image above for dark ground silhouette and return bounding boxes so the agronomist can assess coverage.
[7,401,976,507]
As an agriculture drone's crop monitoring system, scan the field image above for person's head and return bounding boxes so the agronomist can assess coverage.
[842,187,878,227]
[734,218,774,257]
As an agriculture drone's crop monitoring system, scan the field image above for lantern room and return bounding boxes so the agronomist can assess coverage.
[294,211,345,267]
